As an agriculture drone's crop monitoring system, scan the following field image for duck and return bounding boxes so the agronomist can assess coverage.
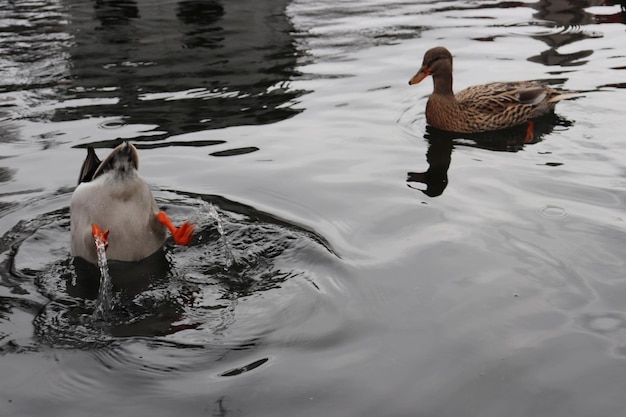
[70,142,194,264]
[408,46,575,141]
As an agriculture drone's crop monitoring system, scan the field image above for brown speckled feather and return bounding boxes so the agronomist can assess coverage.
[409,47,574,134]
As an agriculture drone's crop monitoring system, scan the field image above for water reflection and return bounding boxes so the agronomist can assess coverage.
[177,0,224,48]
[528,0,599,67]
[94,0,139,25]
[468,0,624,67]
[407,134,452,198]
[588,0,626,24]
[472,0,626,26]
[408,114,571,197]
[0,0,305,142]
[0,0,71,140]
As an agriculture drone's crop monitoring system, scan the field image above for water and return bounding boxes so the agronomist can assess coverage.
[1,0,626,416]
[206,202,236,269]
[92,226,113,321]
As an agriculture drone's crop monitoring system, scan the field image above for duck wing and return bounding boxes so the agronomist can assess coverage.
[77,147,101,185]
[456,81,551,114]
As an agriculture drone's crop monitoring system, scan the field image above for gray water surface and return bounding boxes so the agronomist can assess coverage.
[1,1,626,416]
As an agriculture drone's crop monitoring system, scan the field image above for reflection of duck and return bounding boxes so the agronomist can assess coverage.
[407,114,571,196]
[408,47,576,141]
[70,142,193,264]
[407,133,452,197]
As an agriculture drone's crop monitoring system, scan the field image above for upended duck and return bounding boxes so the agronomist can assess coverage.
[408,47,576,141]
[70,142,194,264]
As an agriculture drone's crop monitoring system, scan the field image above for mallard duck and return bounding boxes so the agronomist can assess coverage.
[70,142,193,264]
[408,46,575,141]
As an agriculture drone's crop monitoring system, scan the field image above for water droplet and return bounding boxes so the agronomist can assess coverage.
[205,202,236,269]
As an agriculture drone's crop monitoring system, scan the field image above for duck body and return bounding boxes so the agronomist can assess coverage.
[409,47,573,135]
[70,143,168,264]
[426,80,562,134]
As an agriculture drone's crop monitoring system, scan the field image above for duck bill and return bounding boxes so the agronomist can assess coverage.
[408,66,430,85]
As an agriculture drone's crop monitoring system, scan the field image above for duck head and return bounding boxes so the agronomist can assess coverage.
[408,46,453,85]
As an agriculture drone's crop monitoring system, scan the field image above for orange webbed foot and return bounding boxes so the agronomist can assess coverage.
[157,211,194,246]
[524,120,535,143]
[91,224,109,250]
[172,221,194,246]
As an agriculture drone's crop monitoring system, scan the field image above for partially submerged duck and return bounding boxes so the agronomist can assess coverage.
[70,142,193,264]
[408,46,576,141]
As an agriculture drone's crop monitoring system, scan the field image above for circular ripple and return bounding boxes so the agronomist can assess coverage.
[538,205,568,218]
[578,312,626,335]
[98,119,126,129]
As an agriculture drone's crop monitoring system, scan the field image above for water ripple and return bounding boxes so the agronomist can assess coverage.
[0,190,342,351]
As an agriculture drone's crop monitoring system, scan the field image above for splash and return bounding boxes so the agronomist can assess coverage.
[92,230,113,321]
[206,202,236,268]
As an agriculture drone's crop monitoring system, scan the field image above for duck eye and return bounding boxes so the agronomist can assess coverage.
[427,55,441,66]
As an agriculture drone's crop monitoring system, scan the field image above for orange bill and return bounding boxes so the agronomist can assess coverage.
[408,66,430,85]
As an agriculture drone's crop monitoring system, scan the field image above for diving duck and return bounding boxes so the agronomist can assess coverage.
[408,47,575,141]
[70,142,194,264]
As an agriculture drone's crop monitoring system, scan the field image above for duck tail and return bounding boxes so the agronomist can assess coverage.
[548,92,582,103]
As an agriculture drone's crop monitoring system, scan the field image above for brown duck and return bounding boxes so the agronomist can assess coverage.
[408,47,575,141]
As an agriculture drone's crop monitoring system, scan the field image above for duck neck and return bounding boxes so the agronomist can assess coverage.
[432,72,455,97]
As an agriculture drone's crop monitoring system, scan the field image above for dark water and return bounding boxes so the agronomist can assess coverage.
[1,0,626,416]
